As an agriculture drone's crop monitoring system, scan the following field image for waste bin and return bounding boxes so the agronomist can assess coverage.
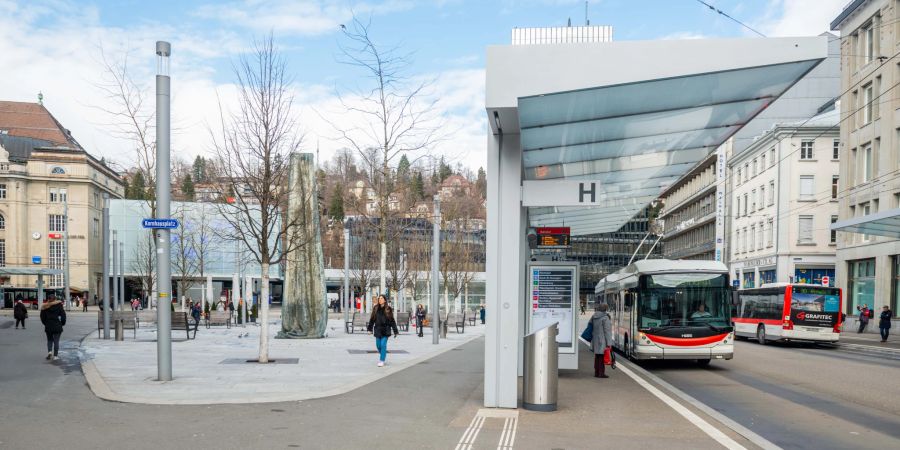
[114,319,124,341]
[523,322,558,411]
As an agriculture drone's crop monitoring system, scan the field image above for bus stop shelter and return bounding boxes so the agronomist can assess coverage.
[483,36,828,408]
[0,267,64,308]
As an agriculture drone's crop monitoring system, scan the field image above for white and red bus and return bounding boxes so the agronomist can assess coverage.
[733,283,842,344]
[596,260,734,366]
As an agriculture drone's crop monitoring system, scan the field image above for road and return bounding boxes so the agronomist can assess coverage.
[647,335,900,449]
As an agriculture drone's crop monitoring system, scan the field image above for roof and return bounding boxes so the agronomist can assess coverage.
[787,106,839,127]
[831,206,900,238]
[0,268,63,276]
[0,134,54,162]
[831,0,868,30]
[596,259,729,287]
[0,101,80,148]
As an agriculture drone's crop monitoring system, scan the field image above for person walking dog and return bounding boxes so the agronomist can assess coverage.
[591,303,613,378]
[367,295,399,367]
[39,295,66,361]
[14,300,28,329]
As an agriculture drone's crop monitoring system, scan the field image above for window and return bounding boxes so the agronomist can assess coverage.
[50,166,66,175]
[736,168,742,185]
[743,193,748,216]
[0,214,4,230]
[736,197,741,217]
[832,176,839,200]
[744,164,749,183]
[767,217,774,247]
[800,140,814,160]
[93,218,100,238]
[750,225,756,251]
[830,215,838,244]
[861,202,872,242]
[769,148,776,167]
[799,176,815,201]
[752,159,758,176]
[893,257,900,315]
[735,229,741,253]
[93,192,100,209]
[757,222,763,250]
[864,24,874,64]
[849,259,876,314]
[798,216,813,243]
[751,189,757,212]
[863,83,873,125]
[761,153,766,169]
[60,188,67,203]
[744,227,749,252]
[0,239,4,267]
[49,188,57,203]
[863,145,873,182]
[48,241,64,287]
[833,140,840,160]
[48,214,66,232]
[0,183,6,199]
[769,181,775,205]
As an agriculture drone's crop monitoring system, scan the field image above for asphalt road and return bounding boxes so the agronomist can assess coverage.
[646,336,900,450]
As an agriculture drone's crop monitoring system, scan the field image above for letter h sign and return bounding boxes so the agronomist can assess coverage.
[579,182,596,203]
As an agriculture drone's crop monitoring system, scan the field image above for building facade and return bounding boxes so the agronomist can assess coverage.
[728,109,840,289]
[0,101,123,305]
[657,150,719,261]
[831,0,900,322]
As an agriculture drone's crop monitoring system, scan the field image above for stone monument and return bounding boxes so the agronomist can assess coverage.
[277,153,328,339]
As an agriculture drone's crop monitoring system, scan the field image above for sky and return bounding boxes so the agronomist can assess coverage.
[0,0,848,172]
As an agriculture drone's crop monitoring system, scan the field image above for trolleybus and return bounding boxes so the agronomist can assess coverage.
[733,283,842,344]
[595,260,734,365]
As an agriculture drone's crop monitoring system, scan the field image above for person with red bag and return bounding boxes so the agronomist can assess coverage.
[590,303,613,379]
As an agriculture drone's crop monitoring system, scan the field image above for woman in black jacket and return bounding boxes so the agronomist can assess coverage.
[367,295,399,367]
[415,304,426,338]
[13,300,28,329]
[880,306,893,342]
[39,296,66,361]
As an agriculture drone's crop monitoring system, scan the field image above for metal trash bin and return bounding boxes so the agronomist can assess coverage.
[114,319,124,341]
[523,322,558,411]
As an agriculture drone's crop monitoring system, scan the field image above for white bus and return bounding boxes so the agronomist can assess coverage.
[595,260,734,365]
[733,283,842,344]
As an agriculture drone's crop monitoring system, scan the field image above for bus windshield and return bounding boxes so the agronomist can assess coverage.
[638,273,731,328]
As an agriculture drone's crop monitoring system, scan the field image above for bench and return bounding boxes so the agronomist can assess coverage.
[468,310,477,327]
[136,310,157,328]
[345,312,368,333]
[206,311,232,329]
[96,311,138,338]
[397,312,410,332]
[448,313,465,334]
[172,312,196,340]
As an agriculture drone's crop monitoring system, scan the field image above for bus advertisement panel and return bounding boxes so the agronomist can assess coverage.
[790,286,840,328]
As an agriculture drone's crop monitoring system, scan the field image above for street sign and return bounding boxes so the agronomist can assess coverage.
[732,280,739,288]
[32,256,41,264]
[821,275,830,286]
[142,218,179,229]
[48,232,62,239]
[522,180,607,206]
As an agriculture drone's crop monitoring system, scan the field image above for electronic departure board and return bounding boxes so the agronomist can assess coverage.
[535,227,571,248]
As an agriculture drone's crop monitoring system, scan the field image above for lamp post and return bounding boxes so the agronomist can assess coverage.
[112,232,118,312]
[102,194,110,338]
[430,195,441,345]
[155,40,173,381]
[343,226,350,330]
[63,197,71,310]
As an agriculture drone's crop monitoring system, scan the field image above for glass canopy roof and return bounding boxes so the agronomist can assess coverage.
[519,59,821,235]
[831,208,900,239]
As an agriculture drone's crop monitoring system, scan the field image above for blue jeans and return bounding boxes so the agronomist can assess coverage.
[375,336,389,362]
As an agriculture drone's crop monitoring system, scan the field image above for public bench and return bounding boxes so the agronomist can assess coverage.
[345,312,368,333]
[468,309,478,327]
[206,311,232,329]
[448,313,465,334]
[397,312,410,332]
[172,312,196,340]
[96,311,137,338]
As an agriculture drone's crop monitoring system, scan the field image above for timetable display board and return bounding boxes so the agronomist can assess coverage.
[527,262,579,354]
[535,227,571,248]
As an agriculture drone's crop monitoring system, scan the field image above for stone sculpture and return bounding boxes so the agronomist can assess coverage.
[277,153,328,339]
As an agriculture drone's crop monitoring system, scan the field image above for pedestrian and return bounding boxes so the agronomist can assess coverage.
[39,295,66,361]
[14,300,28,329]
[367,295,399,367]
[591,303,613,379]
[415,304,426,338]
[191,302,202,332]
[879,305,892,343]
[82,295,88,312]
[479,304,486,325]
[857,304,871,333]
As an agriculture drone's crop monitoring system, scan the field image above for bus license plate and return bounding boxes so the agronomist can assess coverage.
[804,327,820,332]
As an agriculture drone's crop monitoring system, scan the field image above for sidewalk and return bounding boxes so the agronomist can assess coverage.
[79,318,483,405]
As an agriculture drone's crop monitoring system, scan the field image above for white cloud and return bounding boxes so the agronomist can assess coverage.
[755,0,846,37]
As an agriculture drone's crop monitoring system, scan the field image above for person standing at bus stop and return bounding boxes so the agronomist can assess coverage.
[879,306,892,343]
[857,304,871,333]
[591,303,613,378]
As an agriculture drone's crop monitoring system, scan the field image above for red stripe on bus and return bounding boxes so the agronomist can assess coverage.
[645,333,729,346]
[732,318,781,325]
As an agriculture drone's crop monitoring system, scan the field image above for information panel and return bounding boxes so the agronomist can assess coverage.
[527,262,578,354]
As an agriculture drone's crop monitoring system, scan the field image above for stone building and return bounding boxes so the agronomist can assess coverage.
[0,101,123,305]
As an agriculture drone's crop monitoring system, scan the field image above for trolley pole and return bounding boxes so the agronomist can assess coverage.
[430,195,441,345]
[155,41,173,381]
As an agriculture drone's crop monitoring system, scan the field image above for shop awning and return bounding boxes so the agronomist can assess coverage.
[831,207,900,239]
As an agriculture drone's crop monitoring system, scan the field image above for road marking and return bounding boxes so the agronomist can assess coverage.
[616,362,747,450]
[496,415,518,450]
[456,413,485,450]
[457,408,518,450]
[620,360,782,450]
[839,343,900,354]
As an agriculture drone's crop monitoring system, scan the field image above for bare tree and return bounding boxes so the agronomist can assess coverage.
[171,204,197,311]
[209,35,304,363]
[329,17,444,298]
[191,203,217,308]
[438,197,481,334]
[131,233,156,307]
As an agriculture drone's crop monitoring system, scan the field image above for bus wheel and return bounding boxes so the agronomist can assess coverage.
[756,325,768,345]
[697,359,711,366]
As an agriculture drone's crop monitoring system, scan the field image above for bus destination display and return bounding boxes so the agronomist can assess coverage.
[530,266,575,351]
[535,227,570,248]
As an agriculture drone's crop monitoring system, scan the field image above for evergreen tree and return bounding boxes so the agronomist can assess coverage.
[438,156,453,183]
[411,171,425,201]
[328,184,345,221]
[397,154,410,181]
[475,167,487,199]
[181,173,195,201]
[192,156,205,183]
[129,172,146,200]
[122,178,130,199]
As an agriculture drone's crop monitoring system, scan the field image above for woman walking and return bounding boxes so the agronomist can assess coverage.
[591,303,613,379]
[415,304,426,338]
[367,295,399,367]
[39,295,66,361]
[879,305,893,342]
[13,300,28,329]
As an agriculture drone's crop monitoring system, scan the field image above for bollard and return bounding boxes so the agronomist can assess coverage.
[114,319,124,341]
[523,322,559,411]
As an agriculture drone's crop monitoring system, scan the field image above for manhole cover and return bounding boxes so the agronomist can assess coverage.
[346,349,409,354]
[219,358,299,364]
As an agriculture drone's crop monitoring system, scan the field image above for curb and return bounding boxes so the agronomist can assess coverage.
[78,330,485,405]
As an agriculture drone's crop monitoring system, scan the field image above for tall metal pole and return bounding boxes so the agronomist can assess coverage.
[155,41,173,381]
[399,248,406,313]
[102,194,110,338]
[430,195,441,344]
[119,243,125,308]
[112,234,118,311]
[343,227,350,328]
[63,198,71,310]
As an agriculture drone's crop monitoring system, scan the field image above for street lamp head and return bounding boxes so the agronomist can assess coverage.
[156,41,171,76]
[156,41,171,57]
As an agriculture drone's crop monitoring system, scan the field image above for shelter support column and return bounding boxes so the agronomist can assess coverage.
[485,131,524,408]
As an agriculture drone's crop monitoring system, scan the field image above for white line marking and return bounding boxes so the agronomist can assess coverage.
[507,415,518,448]
[616,363,747,450]
[497,417,510,450]
[496,415,517,450]
[621,360,782,450]
[456,413,486,450]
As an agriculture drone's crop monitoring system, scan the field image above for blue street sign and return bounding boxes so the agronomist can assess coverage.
[32,256,41,264]
[732,280,739,288]
[142,218,179,229]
